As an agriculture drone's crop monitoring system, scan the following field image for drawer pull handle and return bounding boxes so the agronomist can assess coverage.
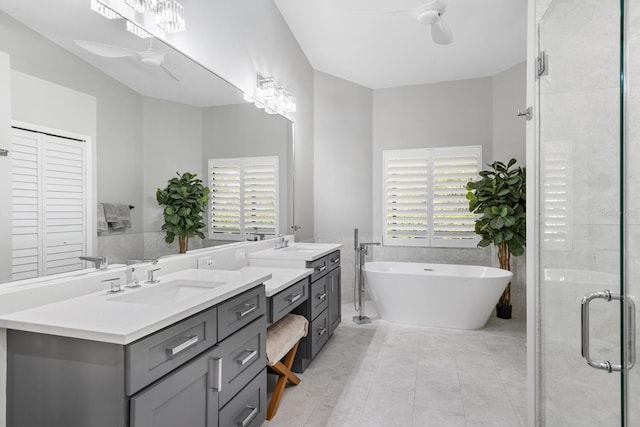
[315,265,327,273]
[331,257,340,264]
[318,327,327,337]
[237,348,258,366]
[287,293,301,303]
[237,303,257,319]
[208,356,222,391]
[317,292,327,301]
[166,335,199,357]
[238,405,259,427]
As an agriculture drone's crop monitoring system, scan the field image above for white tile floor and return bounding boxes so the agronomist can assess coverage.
[264,303,526,427]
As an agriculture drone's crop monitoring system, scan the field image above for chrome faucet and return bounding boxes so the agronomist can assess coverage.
[79,256,108,270]
[275,235,289,249]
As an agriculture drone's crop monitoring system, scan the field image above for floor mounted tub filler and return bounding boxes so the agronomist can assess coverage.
[363,261,513,329]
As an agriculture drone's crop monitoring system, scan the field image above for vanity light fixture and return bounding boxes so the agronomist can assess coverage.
[91,0,186,38]
[91,0,121,19]
[250,74,297,115]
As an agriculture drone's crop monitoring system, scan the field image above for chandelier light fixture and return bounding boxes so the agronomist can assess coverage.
[90,0,186,38]
[246,74,296,115]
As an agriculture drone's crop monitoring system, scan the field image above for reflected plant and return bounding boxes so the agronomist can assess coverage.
[156,172,210,253]
[466,159,526,317]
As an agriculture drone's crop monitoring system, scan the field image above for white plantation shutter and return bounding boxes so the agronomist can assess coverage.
[209,156,279,241]
[11,127,88,280]
[383,150,429,246]
[431,147,481,247]
[383,146,481,248]
[543,141,572,250]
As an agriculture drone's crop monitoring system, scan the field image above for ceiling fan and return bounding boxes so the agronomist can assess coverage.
[354,0,454,45]
[74,39,180,81]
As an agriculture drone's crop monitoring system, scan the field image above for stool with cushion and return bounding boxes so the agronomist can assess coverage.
[265,313,309,420]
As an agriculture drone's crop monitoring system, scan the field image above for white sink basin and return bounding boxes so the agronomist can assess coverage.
[278,246,317,253]
[109,279,227,306]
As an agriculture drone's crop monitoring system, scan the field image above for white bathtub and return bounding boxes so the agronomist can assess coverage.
[363,261,513,329]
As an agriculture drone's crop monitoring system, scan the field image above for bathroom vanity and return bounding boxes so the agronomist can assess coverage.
[4,269,271,427]
[249,244,342,373]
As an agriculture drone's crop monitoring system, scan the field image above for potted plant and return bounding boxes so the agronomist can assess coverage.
[466,159,526,319]
[156,172,210,254]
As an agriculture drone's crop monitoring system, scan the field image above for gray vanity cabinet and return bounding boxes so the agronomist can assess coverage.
[292,250,341,373]
[267,276,309,324]
[7,286,268,427]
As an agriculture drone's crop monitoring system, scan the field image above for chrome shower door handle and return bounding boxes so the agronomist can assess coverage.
[581,290,636,372]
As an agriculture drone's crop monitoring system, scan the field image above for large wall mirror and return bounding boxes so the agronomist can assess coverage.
[0,0,294,284]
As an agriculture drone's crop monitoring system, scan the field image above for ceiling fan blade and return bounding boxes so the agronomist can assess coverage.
[160,63,179,82]
[74,40,137,58]
[431,20,453,45]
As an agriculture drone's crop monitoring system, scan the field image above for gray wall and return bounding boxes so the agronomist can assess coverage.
[493,62,527,163]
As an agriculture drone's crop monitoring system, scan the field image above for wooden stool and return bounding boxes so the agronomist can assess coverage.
[265,313,309,420]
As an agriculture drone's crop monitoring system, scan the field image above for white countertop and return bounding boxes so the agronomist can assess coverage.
[237,266,313,297]
[248,242,343,269]
[0,268,271,345]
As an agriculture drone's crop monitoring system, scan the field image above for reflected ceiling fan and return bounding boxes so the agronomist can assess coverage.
[354,0,454,45]
[74,39,179,81]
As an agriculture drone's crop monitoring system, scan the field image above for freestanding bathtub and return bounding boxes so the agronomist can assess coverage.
[363,261,513,329]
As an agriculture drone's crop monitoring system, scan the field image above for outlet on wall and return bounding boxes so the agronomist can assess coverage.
[197,256,216,270]
[235,249,247,262]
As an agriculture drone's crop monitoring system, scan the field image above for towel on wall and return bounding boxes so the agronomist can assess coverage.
[102,203,119,224]
[97,204,108,232]
[111,203,132,229]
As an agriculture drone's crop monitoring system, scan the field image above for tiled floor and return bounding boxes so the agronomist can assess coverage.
[264,303,526,427]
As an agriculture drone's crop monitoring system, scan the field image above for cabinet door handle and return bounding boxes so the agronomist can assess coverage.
[237,303,257,319]
[207,356,222,391]
[237,348,258,366]
[318,327,327,337]
[315,265,326,273]
[239,405,259,427]
[317,292,327,301]
[287,293,301,303]
[166,335,199,358]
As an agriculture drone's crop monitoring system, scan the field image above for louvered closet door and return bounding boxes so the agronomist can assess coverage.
[10,128,87,280]
[243,160,278,238]
[11,129,41,280]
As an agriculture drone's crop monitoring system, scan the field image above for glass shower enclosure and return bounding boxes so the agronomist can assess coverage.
[535,0,638,425]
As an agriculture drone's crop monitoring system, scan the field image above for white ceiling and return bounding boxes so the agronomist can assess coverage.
[273,0,527,89]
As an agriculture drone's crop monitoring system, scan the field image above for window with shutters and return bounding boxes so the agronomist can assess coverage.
[383,146,481,248]
[542,141,572,250]
[208,156,279,241]
[10,125,91,281]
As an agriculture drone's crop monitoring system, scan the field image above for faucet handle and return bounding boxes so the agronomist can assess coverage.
[102,277,123,294]
[146,268,161,284]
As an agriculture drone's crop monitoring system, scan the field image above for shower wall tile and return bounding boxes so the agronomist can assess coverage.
[97,232,144,264]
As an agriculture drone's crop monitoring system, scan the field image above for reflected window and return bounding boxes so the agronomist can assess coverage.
[543,141,572,250]
[208,156,279,241]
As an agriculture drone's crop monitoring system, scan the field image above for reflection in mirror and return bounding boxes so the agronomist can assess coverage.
[0,1,293,284]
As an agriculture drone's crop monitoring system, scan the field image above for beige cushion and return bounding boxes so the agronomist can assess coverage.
[266,314,309,366]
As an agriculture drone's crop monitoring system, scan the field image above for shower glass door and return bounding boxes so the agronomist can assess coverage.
[537,0,637,425]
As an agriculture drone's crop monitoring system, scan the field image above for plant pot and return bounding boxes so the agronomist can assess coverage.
[496,304,512,319]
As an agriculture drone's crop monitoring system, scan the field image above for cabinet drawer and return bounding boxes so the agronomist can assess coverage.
[219,369,266,427]
[310,308,330,359]
[327,250,341,271]
[269,278,309,324]
[218,286,266,341]
[310,275,329,320]
[308,256,328,282]
[218,316,266,408]
[130,345,219,427]
[126,306,217,396]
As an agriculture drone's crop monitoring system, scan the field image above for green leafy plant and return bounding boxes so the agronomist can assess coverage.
[466,159,526,316]
[156,172,210,253]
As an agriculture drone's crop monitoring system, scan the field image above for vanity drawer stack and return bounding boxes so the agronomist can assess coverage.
[7,286,268,427]
[292,250,341,373]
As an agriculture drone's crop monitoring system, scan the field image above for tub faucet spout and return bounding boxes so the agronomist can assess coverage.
[359,242,380,256]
